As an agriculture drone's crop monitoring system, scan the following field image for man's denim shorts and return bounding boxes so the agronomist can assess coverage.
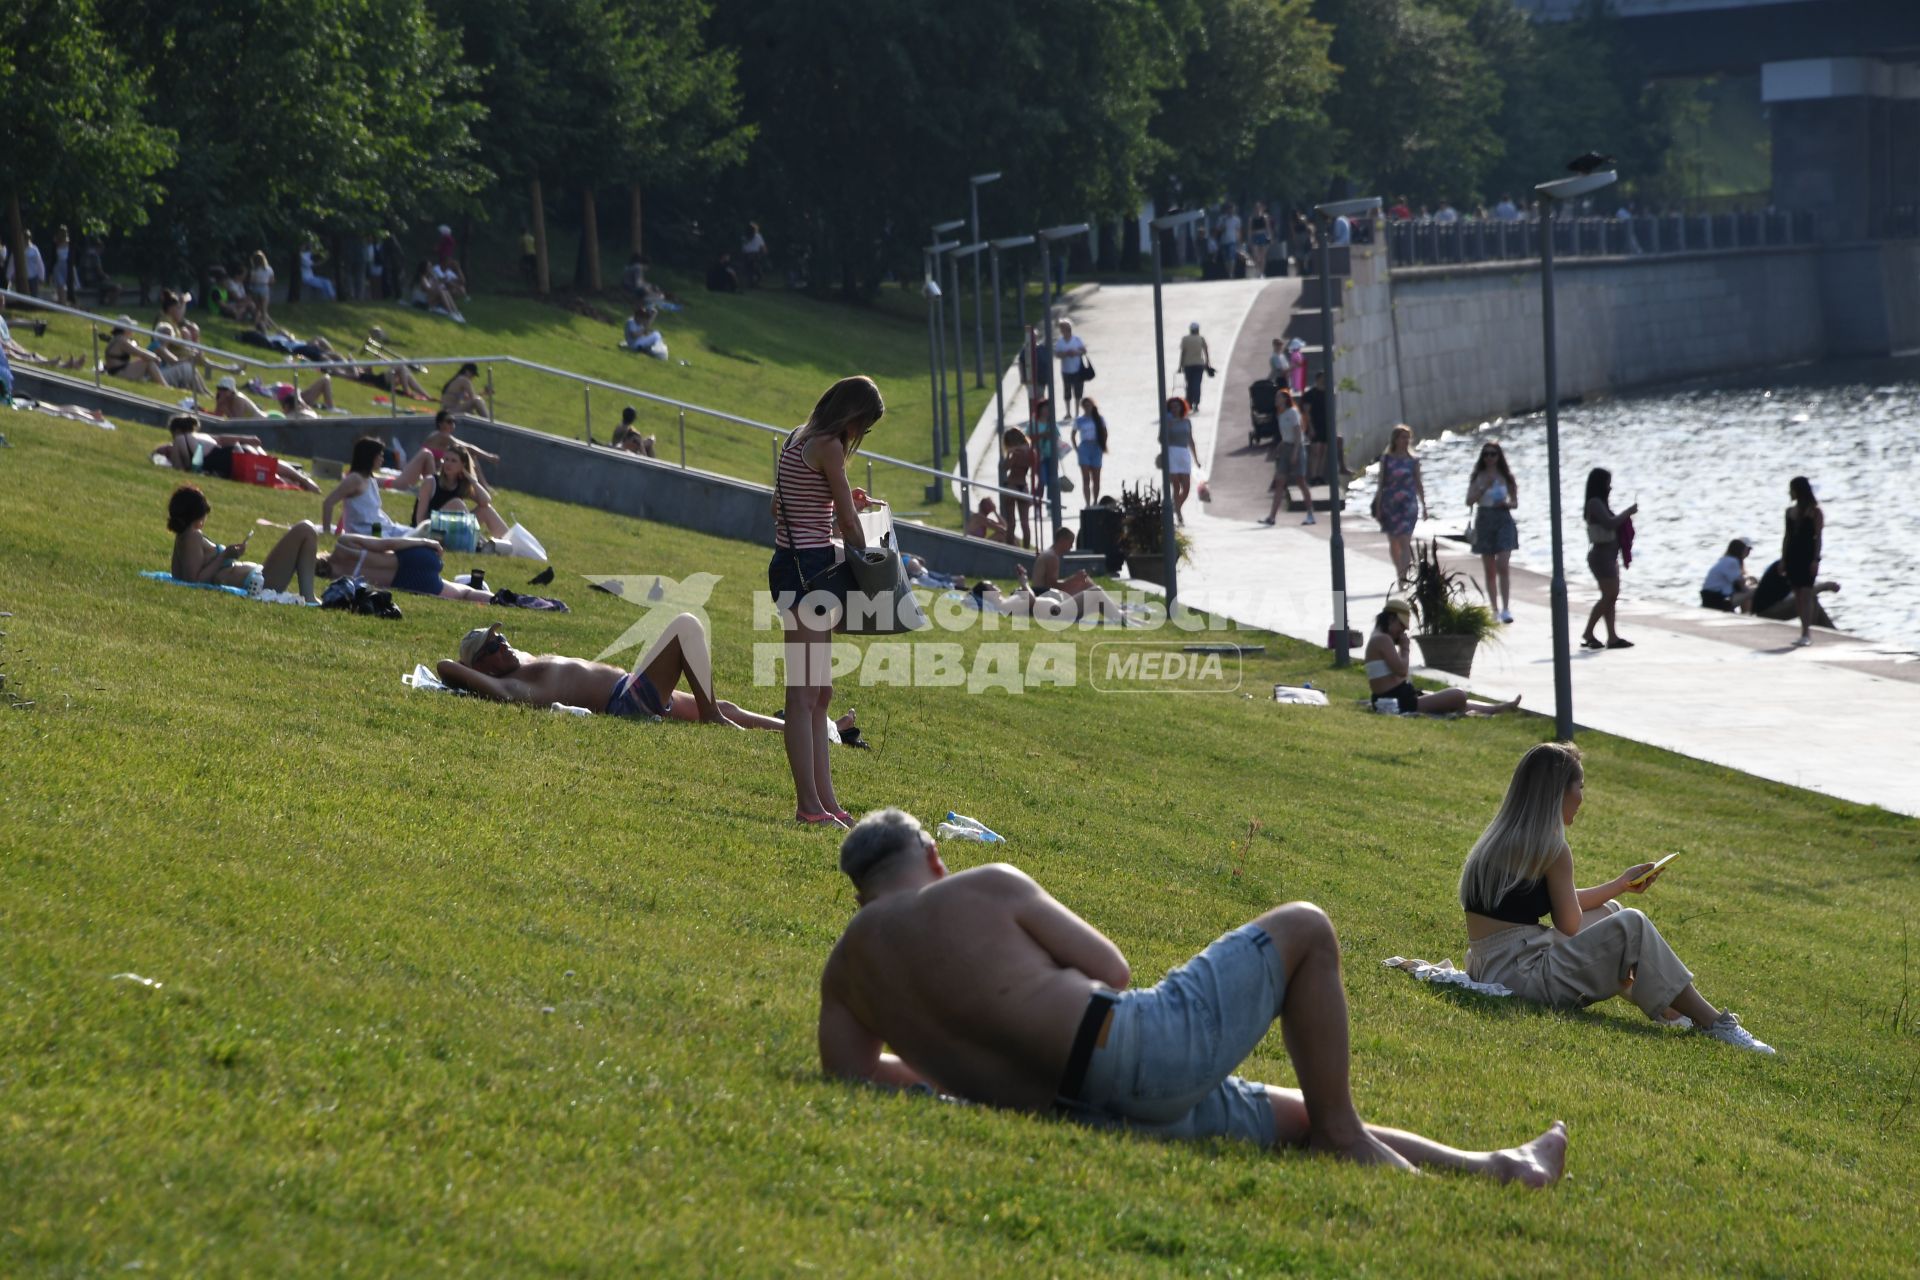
[1065,923,1287,1146]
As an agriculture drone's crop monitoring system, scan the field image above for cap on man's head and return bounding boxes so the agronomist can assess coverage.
[459,622,504,666]
[1189,322,1200,333]
[216,376,237,391]
[838,808,928,886]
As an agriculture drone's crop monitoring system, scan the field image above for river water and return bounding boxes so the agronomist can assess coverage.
[1356,357,1920,644]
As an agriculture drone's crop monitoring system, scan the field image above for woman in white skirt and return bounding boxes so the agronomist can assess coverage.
[1460,743,1774,1053]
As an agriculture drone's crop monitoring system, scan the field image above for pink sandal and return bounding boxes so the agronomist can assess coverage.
[796,810,849,829]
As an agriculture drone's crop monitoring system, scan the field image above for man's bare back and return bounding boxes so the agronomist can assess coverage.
[820,864,1127,1111]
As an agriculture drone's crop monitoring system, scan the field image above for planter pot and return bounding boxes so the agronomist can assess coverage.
[1414,632,1479,678]
[1126,553,1167,586]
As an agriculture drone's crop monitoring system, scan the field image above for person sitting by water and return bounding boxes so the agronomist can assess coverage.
[316,533,496,604]
[622,305,669,361]
[1364,599,1520,716]
[1460,743,1775,1053]
[436,615,860,737]
[818,808,1571,1184]
[1699,538,1757,613]
[963,498,1008,542]
[322,437,401,535]
[412,441,509,537]
[166,484,321,604]
[1749,559,1839,627]
[150,414,321,492]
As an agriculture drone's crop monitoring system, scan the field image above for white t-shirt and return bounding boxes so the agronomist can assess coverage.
[742,233,766,255]
[1433,206,1460,225]
[1270,353,1287,380]
[1221,214,1242,246]
[1278,407,1302,446]
[24,244,45,280]
[1493,201,1519,221]
[249,264,274,289]
[1054,335,1086,374]
[1702,555,1744,596]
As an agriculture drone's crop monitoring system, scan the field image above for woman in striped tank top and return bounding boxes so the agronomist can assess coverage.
[769,375,886,828]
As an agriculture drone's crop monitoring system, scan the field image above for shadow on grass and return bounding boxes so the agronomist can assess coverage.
[1413,982,1695,1040]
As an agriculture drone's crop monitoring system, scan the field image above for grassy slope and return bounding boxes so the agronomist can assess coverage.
[2,414,1917,1277]
[22,272,980,529]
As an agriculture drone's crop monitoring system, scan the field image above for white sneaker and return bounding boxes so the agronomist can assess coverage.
[1302,514,1317,525]
[1499,610,1514,624]
[1699,1011,1775,1054]
[1793,634,1812,647]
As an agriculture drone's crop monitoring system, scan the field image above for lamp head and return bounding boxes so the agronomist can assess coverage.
[1150,209,1207,231]
[1040,222,1091,240]
[990,234,1036,251]
[970,172,1003,186]
[1535,170,1619,202]
[1315,196,1382,219]
[932,219,967,235]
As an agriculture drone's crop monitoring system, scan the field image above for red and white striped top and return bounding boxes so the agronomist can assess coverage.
[774,431,836,549]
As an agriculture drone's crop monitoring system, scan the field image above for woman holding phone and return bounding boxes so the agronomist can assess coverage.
[167,485,321,603]
[769,376,886,828]
[1459,742,1774,1053]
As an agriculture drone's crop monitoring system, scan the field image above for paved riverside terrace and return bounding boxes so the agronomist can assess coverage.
[963,276,1920,818]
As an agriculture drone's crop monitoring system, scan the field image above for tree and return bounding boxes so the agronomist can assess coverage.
[0,0,174,289]
[119,0,485,286]
[1149,0,1337,211]
[1315,0,1504,204]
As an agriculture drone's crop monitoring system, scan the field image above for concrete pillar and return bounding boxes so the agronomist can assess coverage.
[1765,57,1920,243]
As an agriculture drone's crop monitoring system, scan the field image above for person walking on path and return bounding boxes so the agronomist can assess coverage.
[1782,476,1824,647]
[1161,396,1197,526]
[1054,320,1089,417]
[1467,440,1519,622]
[1580,467,1637,650]
[1373,426,1427,583]
[1260,389,1313,527]
[820,807,1571,1184]
[1460,743,1775,1053]
[769,375,886,829]
[1177,323,1210,411]
[1071,397,1108,507]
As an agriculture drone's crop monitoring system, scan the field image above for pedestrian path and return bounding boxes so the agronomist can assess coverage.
[966,277,1920,818]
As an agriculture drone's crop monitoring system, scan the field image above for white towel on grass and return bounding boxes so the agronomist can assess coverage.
[1382,956,1513,998]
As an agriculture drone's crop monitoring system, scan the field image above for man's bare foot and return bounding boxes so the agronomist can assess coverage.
[834,708,858,734]
[1309,1128,1416,1171]
[1487,1121,1567,1188]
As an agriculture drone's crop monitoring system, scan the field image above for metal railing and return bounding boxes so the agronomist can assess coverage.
[1382,210,1812,269]
[1,288,1037,524]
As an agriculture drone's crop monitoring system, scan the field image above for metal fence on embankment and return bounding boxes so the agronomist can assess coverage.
[1382,210,1813,269]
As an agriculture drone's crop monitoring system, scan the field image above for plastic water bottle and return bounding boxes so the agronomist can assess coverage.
[936,812,1004,843]
[243,568,265,595]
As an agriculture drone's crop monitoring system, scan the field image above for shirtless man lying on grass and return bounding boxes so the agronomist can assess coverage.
[437,611,859,739]
[819,808,1568,1187]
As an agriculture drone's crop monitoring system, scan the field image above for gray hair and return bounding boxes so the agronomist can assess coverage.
[839,808,929,886]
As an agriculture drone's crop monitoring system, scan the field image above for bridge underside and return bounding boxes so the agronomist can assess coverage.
[1611,1,1920,242]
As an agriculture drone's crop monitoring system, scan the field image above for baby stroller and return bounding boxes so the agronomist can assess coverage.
[1247,379,1280,447]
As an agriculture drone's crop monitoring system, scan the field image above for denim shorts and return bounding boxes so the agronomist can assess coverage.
[767,544,836,600]
[1064,923,1287,1146]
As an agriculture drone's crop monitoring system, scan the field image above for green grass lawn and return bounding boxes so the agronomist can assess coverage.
[3,411,1917,1276]
[18,271,1001,530]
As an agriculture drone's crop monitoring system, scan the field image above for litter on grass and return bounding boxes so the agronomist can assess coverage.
[1382,956,1513,998]
[936,812,1004,843]
[110,972,164,989]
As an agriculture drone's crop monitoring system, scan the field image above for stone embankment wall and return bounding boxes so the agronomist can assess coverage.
[1332,239,1919,460]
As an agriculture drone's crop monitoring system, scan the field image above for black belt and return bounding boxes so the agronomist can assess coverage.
[1054,990,1118,1107]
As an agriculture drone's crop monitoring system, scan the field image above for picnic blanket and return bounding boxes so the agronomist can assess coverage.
[140,571,316,605]
[1382,956,1513,998]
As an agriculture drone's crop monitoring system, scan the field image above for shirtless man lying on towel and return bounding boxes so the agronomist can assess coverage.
[818,808,1568,1187]
[437,611,857,738]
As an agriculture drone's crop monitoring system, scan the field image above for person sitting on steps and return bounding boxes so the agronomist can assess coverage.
[818,808,1570,1186]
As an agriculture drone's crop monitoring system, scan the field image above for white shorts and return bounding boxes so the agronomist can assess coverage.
[1166,445,1194,476]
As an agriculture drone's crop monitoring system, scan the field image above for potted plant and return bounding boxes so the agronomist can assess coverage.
[1408,538,1499,677]
[1117,482,1190,585]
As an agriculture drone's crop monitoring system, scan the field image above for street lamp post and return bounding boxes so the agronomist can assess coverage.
[949,242,988,515]
[988,236,1036,457]
[922,237,959,502]
[1150,209,1207,609]
[930,221,966,466]
[1037,223,1090,538]
[1534,168,1618,741]
[1313,195,1382,667]
[969,173,1001,388]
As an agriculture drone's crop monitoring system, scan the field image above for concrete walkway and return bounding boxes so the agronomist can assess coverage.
[969,277,1920,818]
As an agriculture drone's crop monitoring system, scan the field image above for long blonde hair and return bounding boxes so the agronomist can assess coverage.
[795,375,884,455]
[1459,743,1582,911]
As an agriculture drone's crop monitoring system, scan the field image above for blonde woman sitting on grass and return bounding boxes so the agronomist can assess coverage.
[1460,742,1774,1053]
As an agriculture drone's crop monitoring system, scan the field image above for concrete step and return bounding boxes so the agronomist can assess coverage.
[1296,277,1345,311]
[1283,311,1328,346]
